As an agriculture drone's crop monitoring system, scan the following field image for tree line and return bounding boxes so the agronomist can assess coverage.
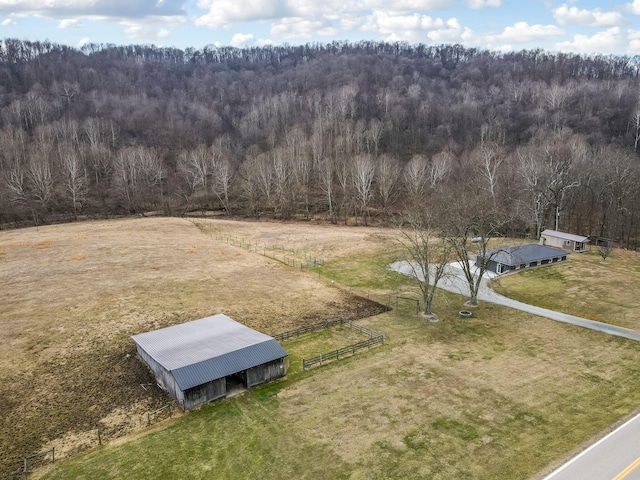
[0,39,638,248]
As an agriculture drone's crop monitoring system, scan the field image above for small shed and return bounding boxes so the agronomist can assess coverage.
[476,244,569,275]
[132,314,288,411]
[540,229,589,252]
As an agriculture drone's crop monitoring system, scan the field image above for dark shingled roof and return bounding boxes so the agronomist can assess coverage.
[480,244,569,267]
[132,314,287,391]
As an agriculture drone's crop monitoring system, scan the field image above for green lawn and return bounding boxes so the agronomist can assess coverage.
[491,249,640,329]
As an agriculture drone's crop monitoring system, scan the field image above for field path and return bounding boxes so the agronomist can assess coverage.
[390,261,640,342]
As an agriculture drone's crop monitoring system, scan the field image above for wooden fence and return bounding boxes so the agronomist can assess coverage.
[273,318,346,341]
[274,318,384,370]
[22,448,54,476]
[302,335,384,369]
[146,404,173,427]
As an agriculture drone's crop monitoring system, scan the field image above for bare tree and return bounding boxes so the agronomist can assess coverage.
[630,105,640,152]
[443,200,505,306]
[429,150,452,189]
[317,156,335,222]
[59,145,87,218]
[375,154,401,213]
[404,154,429,206]
[474,141,505,206]
[27,146,54,214]
[351,154,375,225]
[397,212,452,317]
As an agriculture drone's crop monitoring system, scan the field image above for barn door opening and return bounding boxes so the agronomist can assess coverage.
[225,372,247,397]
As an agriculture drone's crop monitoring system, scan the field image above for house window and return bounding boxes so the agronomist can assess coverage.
[496,264,504,274]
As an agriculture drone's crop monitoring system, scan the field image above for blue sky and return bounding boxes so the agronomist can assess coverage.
[1,0,640,55]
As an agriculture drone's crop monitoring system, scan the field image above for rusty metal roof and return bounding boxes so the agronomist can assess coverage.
[132,314,287,391]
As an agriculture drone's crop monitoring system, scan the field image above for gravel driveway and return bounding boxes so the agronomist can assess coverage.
[390,261,640,342]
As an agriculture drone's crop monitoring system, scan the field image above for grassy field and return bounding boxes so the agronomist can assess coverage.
[491,249,640,329]
[3,218,640,479]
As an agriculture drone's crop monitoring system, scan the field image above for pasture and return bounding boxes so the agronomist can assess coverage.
[1,218,640,479]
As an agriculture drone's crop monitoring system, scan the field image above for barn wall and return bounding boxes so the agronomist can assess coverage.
[182,378,226,411]
[246,358,287,387]
[136,345,184,407]
[542,235,572,250]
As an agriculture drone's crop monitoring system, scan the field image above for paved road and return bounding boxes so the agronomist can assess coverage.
[389,261,640,342]
[542,414,640,480]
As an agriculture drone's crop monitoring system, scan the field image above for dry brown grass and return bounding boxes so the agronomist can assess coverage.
[0,217,382,475]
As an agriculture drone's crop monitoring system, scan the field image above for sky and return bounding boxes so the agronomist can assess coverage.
[1,0,640,56]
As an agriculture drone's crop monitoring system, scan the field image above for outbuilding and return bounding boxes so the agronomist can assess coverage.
[132,314,288,411]
[540,229,589,252]
[476,244,569,275]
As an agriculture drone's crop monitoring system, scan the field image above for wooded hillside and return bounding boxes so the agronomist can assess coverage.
[0,39,638,247]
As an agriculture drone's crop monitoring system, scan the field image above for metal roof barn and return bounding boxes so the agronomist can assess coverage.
[132,314,288,411]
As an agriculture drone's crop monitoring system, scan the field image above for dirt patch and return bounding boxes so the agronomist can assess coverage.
[0,217,384,476]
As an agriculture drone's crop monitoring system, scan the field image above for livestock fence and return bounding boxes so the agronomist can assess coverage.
[21,448,54,477]
[212,231,324,269]
[273,317,348,341]
[147,403,174,427]
[274,318,384,370]
[387,296,421,315]
[302,335,384,369]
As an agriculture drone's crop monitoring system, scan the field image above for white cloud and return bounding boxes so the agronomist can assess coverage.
[230,33,254,47]
[490,22,564,44]
[58,18,85,28]
[271,17,338,39]
[553,4,626,27]
[1,18,15,26]
[0,0,185,19]
[255,38,274,46]
[467,0,503,9]
[77,37,90,48]
[555,27,632,55]
[123,23,173,41]
[628,0,640,15]
[355,11,476,45]
[195,0,287,28]
[360,0,453,10]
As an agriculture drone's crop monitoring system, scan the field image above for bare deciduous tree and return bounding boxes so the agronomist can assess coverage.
[397,212,452,317]
[404,154,429,206]
[429,150,452,189]
[443,200,505,306]
[352,154,375,225]
[375,154,401,213]
[59,145,87,218]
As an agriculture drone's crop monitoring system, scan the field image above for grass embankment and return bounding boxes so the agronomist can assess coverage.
[491,249,640,329]
[39,222,640,480]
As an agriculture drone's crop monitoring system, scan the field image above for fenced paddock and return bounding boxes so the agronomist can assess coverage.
[275,318,384,370]
[302,335,384,369]
[212,231,324,269]
[387,296,420,316]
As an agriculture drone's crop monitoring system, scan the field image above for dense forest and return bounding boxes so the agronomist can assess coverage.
[0,39,639,247]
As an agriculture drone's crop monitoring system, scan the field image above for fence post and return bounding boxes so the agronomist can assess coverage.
[98,429,102,446]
